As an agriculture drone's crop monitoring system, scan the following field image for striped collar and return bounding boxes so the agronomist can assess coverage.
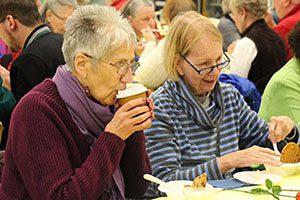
[163,78,225,128]
[23,24,51,49]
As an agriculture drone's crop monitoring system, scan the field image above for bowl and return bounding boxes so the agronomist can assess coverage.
[158,180,219,200]
[265,162,300,177]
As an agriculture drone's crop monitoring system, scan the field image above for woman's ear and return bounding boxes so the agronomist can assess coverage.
[239,7,247,20]
[174,55,184,76]
[45,9,53,23]
[74,53,89,78]
[128,15,133,23]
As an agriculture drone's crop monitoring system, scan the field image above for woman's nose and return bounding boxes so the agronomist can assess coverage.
[148,18,155,28]
[121,68,133,83]
[207,64,220,75]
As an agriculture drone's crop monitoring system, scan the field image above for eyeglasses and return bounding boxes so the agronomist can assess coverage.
[179,52,230,75]
[83,53,140,77]
[50,10,68,22]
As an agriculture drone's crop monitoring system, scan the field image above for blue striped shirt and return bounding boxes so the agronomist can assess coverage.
[144,79,299,198]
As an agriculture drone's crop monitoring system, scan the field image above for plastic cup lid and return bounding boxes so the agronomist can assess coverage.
[116,84,147,99]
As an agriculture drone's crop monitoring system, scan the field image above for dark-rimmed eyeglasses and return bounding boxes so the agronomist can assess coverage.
[83,53,140,77]
[179,52,230,75]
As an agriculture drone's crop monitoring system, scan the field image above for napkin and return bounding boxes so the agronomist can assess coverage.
[208,179,255,189]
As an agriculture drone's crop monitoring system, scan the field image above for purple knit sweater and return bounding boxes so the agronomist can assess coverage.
[0,79,151,200]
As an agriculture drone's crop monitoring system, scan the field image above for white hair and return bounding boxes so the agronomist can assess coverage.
[62,5,137,71]
[230,0,268,18]
[121,0,154,18]
[41,0,78,21]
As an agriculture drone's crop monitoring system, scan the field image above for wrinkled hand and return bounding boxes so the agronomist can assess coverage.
[105,97,154,140]
[268,116,294,143]
[236,146,281,167]
[219,146,281,174]
[0,65,11,91]
[234,146,281,167]
[141,26,157,42]
[135,42,146,57]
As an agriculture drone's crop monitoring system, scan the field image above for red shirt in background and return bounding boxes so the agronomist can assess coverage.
[111,0,128,10]
[274,4,300,61]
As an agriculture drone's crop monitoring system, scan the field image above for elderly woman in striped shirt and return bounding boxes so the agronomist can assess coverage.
[143,11,300,198]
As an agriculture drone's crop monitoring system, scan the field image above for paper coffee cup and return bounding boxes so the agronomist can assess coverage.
[117,84,148,106]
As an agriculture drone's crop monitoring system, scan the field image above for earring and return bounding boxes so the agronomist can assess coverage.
[84,85,90,95]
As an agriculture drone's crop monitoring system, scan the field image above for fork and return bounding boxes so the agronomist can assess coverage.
[272,142,280,154]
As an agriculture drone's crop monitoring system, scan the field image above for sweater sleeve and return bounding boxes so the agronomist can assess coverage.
[135,39,168,89]
[230,37,257,78]
[120,131,151,198]
[5,96,126,200]
[259,73,300,128]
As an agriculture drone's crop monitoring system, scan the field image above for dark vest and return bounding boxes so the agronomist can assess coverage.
[242,19,286,94]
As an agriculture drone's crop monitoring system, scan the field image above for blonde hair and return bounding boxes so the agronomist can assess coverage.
[162,0,196,24]
[230,0,268,18]
[164,11,223,81]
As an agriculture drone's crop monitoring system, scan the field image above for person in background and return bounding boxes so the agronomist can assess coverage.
[0,0,65,150]
[0,0,42,70]
[0,5,153,199]
[135,0,196,89]
[0,76,16,150]
[273,0,300,60]
[143,11,299,198]
[121,0,156,57]
[259,22,300,127]
[217,0,241,51]
[228,0,286,95]
[41,0,78,35]
[0,0,65,102]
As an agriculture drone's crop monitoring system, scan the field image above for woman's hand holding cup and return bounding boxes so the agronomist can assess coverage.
[105,85,154,140]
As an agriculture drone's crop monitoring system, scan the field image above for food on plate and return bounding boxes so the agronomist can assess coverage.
[280,142,300,163]
[184,173,207,189]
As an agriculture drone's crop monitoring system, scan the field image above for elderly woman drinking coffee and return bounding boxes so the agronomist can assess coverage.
[0,5,153,200]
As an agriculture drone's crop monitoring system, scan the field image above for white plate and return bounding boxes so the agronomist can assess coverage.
[233,171,282,185]
[158,180,217,199]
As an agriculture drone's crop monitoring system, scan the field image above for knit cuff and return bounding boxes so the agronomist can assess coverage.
[208,158,224,180]
[285,125,300,143]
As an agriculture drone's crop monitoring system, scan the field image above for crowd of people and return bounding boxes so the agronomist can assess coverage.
[0,0,299,199]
